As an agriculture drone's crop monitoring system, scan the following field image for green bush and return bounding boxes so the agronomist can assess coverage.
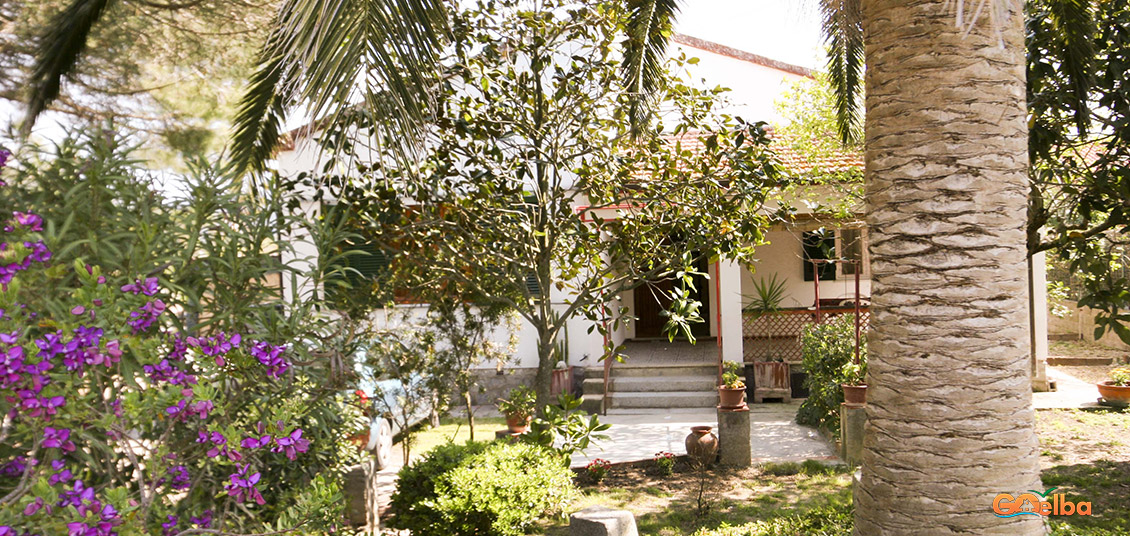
[389,441,576,536]
[796,315,867,437]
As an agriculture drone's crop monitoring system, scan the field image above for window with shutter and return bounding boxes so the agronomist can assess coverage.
[802,231,836,281]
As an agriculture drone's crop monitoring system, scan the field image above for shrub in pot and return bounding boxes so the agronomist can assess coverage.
[841,360,867,405]
[498,385,536,433]
[1097,366,1130,405]
[719,361,747,408]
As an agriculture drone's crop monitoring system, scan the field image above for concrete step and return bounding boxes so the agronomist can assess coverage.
[606,391,719,409]
[582,375,716,395]
[583,363,718,379]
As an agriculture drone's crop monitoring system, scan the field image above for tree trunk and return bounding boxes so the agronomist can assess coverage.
[534,326,556,411]
[854,1,1044,534]
[464,388,475,443]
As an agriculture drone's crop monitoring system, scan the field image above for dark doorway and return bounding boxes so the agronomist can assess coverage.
[633,256,711,339]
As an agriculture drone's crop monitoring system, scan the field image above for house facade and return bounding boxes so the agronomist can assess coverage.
[275,35,1051,410]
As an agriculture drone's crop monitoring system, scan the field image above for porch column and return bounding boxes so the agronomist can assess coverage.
[1029,251,1051,391]
[718,260,744,364]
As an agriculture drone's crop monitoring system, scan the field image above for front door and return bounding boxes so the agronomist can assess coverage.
[633,257,711,339]
[634,279,675,338]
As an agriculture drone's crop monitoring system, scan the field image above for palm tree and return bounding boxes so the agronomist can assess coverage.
[21,0,681,174]
[849,0,1044,533]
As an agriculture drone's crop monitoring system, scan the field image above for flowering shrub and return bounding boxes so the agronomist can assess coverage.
[0,152,345,534]
[585,458,611,484]
[654,451,676,476]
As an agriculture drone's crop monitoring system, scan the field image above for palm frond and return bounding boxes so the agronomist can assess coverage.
[820,0,863,146]
[23,0,117,135]
[1046,0,1096,135]
[228,0,451,176]
[620,0,681,139]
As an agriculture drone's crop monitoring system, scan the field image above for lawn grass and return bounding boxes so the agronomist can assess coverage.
[406,416,508,460]
[538,461,854,536]
[396,409,1129,535]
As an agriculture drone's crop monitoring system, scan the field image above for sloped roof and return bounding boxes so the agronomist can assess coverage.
[661,130,863,177]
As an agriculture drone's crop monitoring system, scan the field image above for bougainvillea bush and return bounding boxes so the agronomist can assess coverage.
[0,147,363,534]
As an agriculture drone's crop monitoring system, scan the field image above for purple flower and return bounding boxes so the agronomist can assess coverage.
[0,456,30,477]
[240,434,272,449]
[187,332,241,366]
[166,335,188,361]
[249,340,290,378]
[224,464,265,505]
[189,399,213,420]
[190,510,213,528]
[120,277,159,296]
[23,497,48,516]
[163,465,191,490]
[165,399,187,419]
[161,514,178,536]
[13,212,43,232]
[127,299,166,334]
[273,428,310,460]
[43,427,75,452]
[143,359,196,386]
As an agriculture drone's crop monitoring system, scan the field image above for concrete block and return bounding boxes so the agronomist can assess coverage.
[717,407,751,467]
[342,458,380,534]
[840,403,865,466]
[570,506,639,536]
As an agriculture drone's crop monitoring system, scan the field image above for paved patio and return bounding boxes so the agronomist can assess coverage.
[570,402,836,467]
[1033,366,1107,409]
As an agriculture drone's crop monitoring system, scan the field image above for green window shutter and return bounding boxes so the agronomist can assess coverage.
[802,231,836,282]
[525,272,541,296]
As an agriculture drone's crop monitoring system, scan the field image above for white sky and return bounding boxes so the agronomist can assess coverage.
[674,0,825,69]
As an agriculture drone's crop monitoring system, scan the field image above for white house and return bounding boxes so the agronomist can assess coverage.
[275,34,1050,411]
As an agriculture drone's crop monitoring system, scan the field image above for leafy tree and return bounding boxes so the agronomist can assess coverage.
[319,0,780,408]
[2,1,272,158]
[1026,0,1130,343]
[0,128,381,534]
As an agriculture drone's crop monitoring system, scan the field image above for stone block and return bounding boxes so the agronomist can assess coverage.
[717,407,751,467]
[570,506,639,536]
[342,458,380,534]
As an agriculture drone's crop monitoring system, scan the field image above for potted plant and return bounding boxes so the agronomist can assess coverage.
[719,361,747,409]
[497,385,537,433]
[1097,366,1130,405]
[841,360,867,405]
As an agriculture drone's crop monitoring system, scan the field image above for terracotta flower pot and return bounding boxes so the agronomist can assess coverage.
[718,387,747,409]
[1097,381,1130,404]
[506,413,531,434]
[685,425,718,465]
[842,384,867,406]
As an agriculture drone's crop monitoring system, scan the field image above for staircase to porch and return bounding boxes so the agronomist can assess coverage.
[582,364,719,411]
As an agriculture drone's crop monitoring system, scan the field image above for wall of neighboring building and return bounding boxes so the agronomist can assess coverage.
[1047,300,1130,351]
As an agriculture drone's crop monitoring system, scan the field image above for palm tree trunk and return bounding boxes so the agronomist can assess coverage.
[854,1,1044,534]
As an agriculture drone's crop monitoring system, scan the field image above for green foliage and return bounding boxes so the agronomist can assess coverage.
[497,385,537,420]
[523,394,611,460]
[796,315,866,437]
[744,274,787,314]
[687,503,852,536]
[1027,0,1130,344]
[721,360,746,389]
[326,0,780,408]
[8,1,269,159]
[0,127,375,534]
[1109,367,1130,387]
[389,441,575,536]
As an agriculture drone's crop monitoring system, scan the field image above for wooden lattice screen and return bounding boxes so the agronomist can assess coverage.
[742,307,871,363]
